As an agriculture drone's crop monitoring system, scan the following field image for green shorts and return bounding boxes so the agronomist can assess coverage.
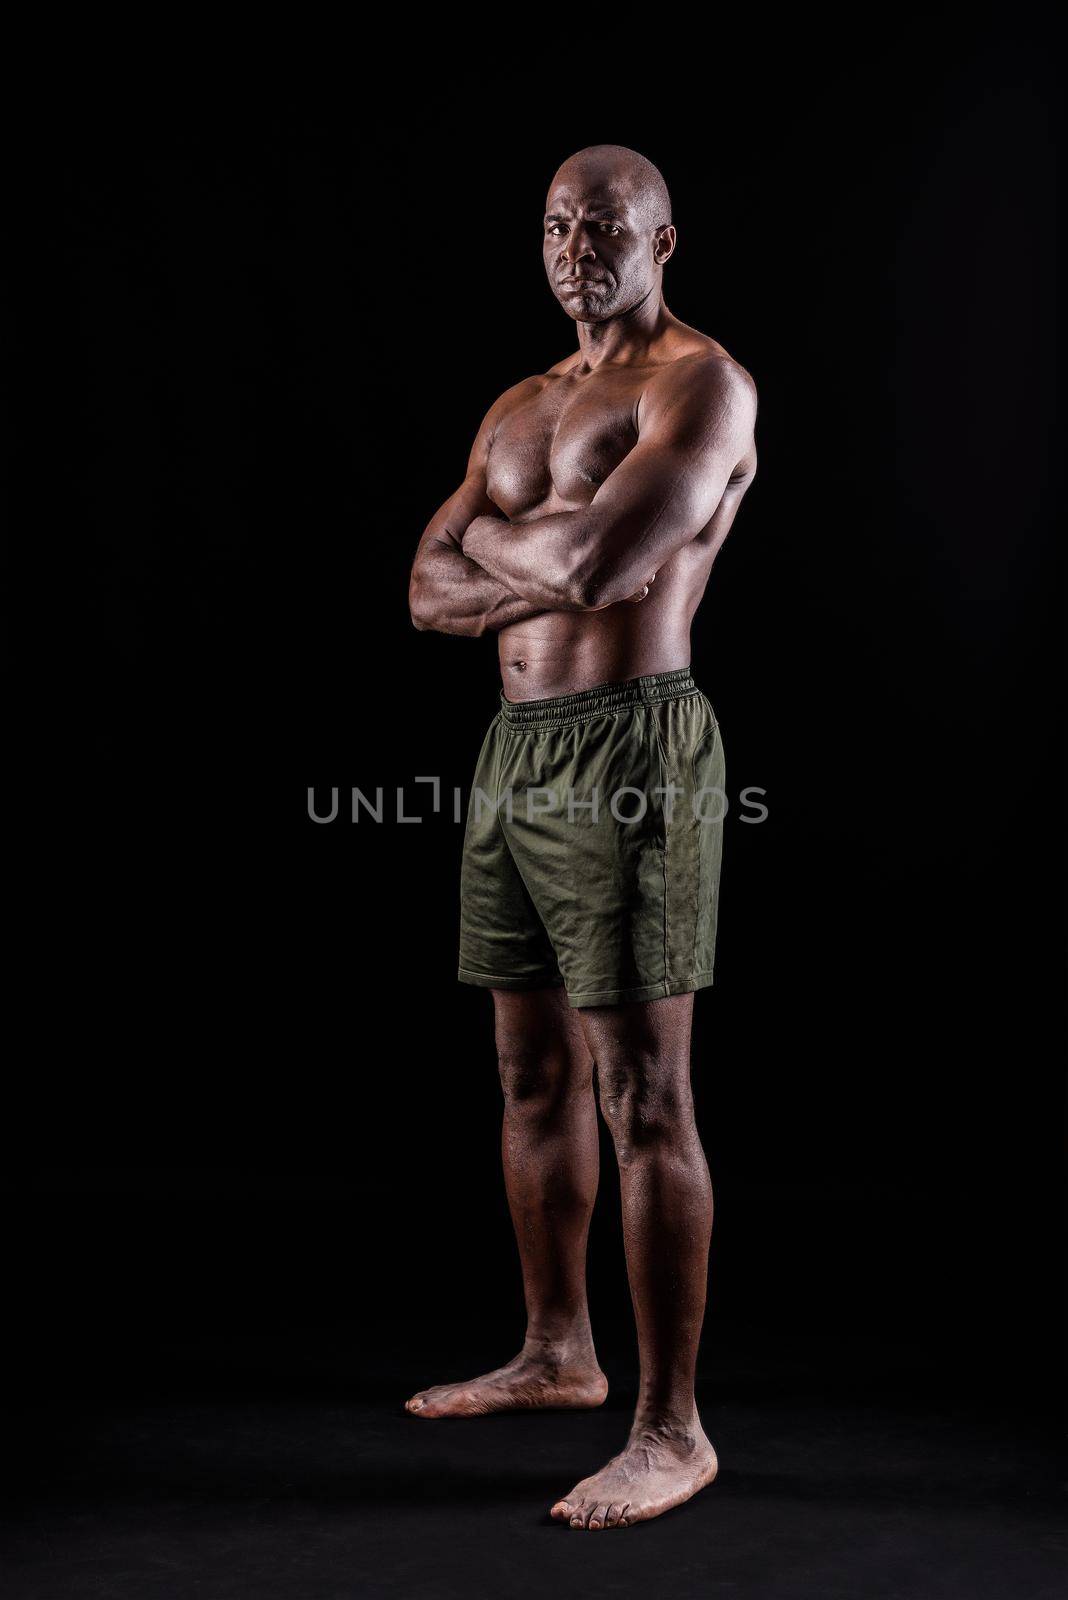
[458,668,726,1008]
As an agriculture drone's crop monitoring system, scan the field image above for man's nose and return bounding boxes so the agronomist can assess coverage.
[561,225,596,266]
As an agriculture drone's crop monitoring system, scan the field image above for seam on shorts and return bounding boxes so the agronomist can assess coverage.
[566,970,716,1007]
[691,718,716,978]
[458,966,565,990]
[647,703,672,992]
[493,710,505,815]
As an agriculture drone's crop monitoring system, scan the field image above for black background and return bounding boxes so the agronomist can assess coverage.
[7,17,1064,1598]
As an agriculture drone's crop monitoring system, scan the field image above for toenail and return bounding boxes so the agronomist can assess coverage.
[409,1399,423,1410]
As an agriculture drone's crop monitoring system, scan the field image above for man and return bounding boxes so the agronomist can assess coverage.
[406,144,757,1530]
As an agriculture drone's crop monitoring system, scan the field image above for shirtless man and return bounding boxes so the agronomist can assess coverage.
[406,144,757,1530]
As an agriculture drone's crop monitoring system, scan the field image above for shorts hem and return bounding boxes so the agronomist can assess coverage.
[565,970,716,1008]
[458,967,565,992]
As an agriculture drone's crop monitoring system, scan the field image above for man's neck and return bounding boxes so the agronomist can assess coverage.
[573,291,674,371]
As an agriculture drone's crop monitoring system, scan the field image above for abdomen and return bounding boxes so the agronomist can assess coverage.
[497,555,708,701]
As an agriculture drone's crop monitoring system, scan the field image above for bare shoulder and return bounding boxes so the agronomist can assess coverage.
[657,335,757,411]
[639,341,756,445]
[632,336,758,485]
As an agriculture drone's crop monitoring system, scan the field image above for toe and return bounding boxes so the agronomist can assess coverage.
[588,1504,607,1530]
[550,1500,571,1521]
[409,1390,449,1417]
[605,1503,622,1527]
[569,1504,588,1529]
[405,1395,425,1413]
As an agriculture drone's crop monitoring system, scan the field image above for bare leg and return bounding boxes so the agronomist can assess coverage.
[406,986,607,1417]
[550,994,717,1527]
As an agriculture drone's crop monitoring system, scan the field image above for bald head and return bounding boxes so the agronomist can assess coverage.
[550,145,672,230]
[543,145,676,325]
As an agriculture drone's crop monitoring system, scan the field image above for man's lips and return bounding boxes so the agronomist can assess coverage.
[558,277,605,291]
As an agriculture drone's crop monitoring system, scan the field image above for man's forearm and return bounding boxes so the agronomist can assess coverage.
[462,512,636,611]
[410,536,547,637]
[480,591,552,632]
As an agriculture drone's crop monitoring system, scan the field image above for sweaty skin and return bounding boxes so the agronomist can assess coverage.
[407,144,757,1529]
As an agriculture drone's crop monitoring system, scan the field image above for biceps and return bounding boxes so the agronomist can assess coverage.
[592,441,733,548]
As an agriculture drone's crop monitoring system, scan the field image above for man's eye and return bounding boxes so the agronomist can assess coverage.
[598,224,620,235]
[547,224,568,237]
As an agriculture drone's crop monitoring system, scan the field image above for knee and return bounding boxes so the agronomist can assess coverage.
[597,1054,694,1158]
[496,1040,592,1112]
[497,1043,551,1104]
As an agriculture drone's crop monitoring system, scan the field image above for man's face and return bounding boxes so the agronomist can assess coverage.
[543,167,662,324]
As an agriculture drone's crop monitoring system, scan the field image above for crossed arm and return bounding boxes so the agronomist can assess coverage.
[409,356,756,637]
[408,472,550,637]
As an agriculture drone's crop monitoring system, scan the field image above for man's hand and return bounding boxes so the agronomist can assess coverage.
[459,514,509,555]
[626,572,655,603]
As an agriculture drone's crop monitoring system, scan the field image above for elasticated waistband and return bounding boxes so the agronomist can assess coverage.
[499,668,698,730]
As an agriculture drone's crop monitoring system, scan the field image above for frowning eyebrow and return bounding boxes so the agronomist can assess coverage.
[544,206,626,223]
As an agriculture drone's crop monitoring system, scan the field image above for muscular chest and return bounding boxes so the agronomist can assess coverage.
[486,374,642,517]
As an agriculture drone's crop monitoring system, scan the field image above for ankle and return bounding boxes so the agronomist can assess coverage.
[629,1401,702,1443]
[521,1319,599,1368]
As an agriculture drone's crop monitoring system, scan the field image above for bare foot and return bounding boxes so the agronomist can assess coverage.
[549,1411,718,1528]
[405,1349,608,1419]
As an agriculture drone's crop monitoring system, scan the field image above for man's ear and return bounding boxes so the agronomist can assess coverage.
[653,225,676,265]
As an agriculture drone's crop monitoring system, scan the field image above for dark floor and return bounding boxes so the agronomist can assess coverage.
[3,1336,1064,1600]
